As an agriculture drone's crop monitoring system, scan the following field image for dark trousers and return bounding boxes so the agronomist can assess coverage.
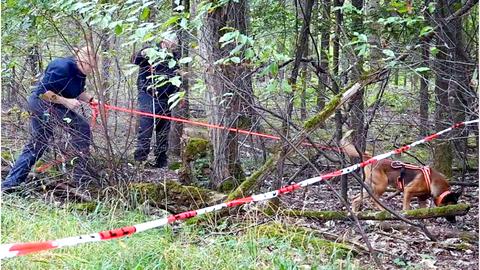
[134,91,171,162]
[2,95,92,189]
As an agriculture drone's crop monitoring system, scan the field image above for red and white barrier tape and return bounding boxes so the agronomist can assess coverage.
[37,101,341,180]
[91,103,340,151]
[1,119,477,259]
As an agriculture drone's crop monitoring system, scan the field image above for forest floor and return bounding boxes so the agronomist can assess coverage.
[1,109,478,269]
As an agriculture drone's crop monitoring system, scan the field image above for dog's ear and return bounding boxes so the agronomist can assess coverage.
[443,192,461,205]
[443,192,461,223]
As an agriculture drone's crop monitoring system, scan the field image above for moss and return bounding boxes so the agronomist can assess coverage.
[433,141,453,178]
[68,202,98,212]
[218,179,236,193]
[168,161,182,171]
[453,242,473,251]
[181,137,212,186]
[459,232,478,243]
[217,162,245,192]
[255,223,354,256]
[129,180,225,213]
[303,95,341,130]
[183,138,211,162]
[267,204,470,221]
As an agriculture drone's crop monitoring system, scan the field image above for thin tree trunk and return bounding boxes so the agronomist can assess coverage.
[419,44,430,136]
[332,0,347,201]
[433,0,453,177]
[276,0,315,193]
[169,0,191,158]
[200,0,251,189]
[317,0,330,112]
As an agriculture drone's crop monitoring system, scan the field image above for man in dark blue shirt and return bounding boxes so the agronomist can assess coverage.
[2,46,98,192]
[132,38,181,168]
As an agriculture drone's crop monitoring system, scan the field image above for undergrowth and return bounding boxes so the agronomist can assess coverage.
[1,195,359,270]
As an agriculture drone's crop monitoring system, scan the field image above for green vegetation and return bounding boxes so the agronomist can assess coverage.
[1,195,359,269]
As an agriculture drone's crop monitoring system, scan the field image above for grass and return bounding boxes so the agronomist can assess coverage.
[1,195,360,270]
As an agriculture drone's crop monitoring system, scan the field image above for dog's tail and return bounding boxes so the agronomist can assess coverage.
[340,130,371,160]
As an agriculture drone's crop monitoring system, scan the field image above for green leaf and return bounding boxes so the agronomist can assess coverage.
[419,26,434,37]
[229,44,244,55]
[428,2,436,13]
[168,59,177,69]
[179,57,193,64]
[179,18,188,29]
[140,7,150,21]
[114,24,123,35]
[163,16,180,27]
[168,91,185,110]
[430,46,439,56]
[230,57,241,64]
[270,62,279,76]
[414,67,430,73]
[382,49,395,58]
[219,31,238,43]
[244,48,255,59]
[169,76,182,87]
[124,64,139,76]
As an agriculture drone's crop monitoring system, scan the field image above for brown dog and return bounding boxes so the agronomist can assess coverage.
[341,136,460,222]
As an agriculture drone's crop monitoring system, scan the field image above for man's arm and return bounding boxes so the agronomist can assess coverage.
[40,91,81,110]
[77,92,98,104]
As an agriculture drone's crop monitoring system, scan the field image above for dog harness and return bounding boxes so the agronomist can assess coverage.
[391,161,451,206]
[391,161,431,192]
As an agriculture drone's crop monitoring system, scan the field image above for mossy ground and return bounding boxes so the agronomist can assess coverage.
[1,195,359,269]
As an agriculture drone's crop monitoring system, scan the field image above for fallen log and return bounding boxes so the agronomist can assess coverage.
[227,75,381,201]
[129,180,226,213]
[378,222,479,243]
[266,204,470,221]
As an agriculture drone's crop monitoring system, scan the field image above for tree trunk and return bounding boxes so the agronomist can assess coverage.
[419,44,430,136]
[169,0,191,158]
[433,0,457,177]
[332,0,348,201]
[200,0,252,190]
[317,0,330,112]
[276,0,315,193]
[448,7,471,164]
[348,0,365,152]
[100,31,112,102]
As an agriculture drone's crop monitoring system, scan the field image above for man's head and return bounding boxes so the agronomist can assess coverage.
[160,32,178,50]
[74,46,98,75]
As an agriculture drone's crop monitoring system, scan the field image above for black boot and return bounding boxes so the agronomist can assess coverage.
[152,153,168,168]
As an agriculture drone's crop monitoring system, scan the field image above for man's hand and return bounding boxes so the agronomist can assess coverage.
[63,98,82,110]
[89,98,99,105]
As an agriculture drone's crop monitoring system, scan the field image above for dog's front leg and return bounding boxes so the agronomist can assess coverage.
[402,191,413,210]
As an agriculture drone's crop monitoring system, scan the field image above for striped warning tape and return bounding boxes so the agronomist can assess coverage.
[1,119,477,259]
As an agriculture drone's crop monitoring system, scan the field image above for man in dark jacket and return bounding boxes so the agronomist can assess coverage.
[132,37,180,168]
[2,46,98,192]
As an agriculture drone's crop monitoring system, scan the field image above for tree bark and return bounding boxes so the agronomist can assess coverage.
[169,0,191,158]
[200,0,252,189]
[276,0,315,195]
[317,0,330,112]
[419,44,430,136]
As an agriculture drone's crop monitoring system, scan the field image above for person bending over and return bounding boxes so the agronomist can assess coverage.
[2,46,98,192]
